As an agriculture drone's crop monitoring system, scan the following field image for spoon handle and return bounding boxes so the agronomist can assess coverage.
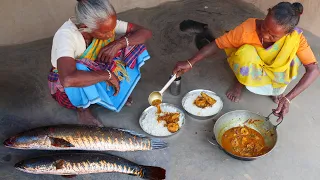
[160,74,177,94]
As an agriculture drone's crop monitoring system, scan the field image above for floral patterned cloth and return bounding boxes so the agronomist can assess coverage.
[225,29,302,90]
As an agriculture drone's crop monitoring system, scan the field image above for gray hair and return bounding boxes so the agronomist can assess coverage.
[75,0,116,32]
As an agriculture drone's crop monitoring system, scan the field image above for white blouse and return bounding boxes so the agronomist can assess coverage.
[51,19,128,68]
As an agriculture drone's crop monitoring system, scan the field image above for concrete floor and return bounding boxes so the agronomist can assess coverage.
[1,0,320,179]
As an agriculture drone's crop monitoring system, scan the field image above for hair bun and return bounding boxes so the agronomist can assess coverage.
[292,2,303,15]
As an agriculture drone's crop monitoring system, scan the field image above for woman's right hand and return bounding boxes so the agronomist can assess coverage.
[106,71,120,96]
[173,60,193,77]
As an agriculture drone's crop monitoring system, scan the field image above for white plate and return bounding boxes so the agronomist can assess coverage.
[139,103,185,137]
[182,89,223,119]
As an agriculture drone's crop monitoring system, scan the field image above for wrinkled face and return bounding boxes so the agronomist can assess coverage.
[90,15,117,40]
[260,13,287,43]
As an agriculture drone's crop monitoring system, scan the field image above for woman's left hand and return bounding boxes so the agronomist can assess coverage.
[98,41,123,64]
[273,97,290,122]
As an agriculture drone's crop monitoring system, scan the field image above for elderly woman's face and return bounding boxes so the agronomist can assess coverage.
[260,14,287,43]
[91,15,117,40]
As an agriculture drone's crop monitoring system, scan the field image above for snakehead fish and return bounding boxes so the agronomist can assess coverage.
[15,153,166,179]
[3,125,167,151]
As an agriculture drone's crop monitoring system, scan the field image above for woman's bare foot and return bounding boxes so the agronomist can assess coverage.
[271,94,283,104]
[77,108,104,127]
[125,96,133,106]
[226,80,244,102]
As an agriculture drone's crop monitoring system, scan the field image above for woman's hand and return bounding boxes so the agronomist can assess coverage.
[98,41,124,64]
[106,71,120,96]
[273,97,290,122]
[272,63,319,122]
[173,61,193,77]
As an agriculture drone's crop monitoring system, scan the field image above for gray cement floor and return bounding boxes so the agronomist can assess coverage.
[1,0,320,179]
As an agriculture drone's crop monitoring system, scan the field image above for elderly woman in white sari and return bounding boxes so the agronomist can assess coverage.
[48,0,152,126]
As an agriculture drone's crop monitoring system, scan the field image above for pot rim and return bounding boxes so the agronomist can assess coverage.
[212,110,279,160]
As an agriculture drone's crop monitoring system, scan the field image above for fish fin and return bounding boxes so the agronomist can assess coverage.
[140,166,166,180]
[62,175,77,178]
[55,159,65,170]
[49,137,75,148]
[151,139,168,150]
[113,128,147,138]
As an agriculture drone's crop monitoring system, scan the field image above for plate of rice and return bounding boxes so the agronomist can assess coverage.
[139,103,185,137]
[182,89,223,119]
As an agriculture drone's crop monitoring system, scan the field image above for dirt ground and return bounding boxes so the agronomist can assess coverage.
[1,0,320,179]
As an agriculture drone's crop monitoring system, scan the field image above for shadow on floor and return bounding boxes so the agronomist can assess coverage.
[0,0,320,179]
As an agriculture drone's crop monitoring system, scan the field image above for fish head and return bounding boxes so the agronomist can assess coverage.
[3,131,50,149]
[15,157,57,174]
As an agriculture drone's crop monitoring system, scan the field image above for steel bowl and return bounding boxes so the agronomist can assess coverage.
[139,103,185,137]
[208,110,282,161]
[182,89,223,120]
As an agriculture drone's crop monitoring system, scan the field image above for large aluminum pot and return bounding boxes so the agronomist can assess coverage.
[208,110,282,161]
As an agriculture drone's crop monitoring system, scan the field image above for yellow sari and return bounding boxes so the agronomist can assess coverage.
[225,30,301,89]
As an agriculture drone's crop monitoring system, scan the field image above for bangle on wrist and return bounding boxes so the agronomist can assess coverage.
[283,96,291,104]
[187,60,193,68]
[106,70,112,80]
[124,37,129,47]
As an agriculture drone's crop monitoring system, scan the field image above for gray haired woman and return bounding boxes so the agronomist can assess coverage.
[48,0,152,126]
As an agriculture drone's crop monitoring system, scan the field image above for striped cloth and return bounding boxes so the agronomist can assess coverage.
[107,44,147,71]
[48,44,149,110]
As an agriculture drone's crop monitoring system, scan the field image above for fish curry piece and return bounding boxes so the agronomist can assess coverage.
[194,92,217,108]
[157,112,180,133]
[221,126,270,157]
[157,113,180,124]
[152,100,180,133]
[166,123,179,133]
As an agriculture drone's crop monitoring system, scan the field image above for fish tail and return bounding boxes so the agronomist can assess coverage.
[140,166,166,180]
[151,139,168,150]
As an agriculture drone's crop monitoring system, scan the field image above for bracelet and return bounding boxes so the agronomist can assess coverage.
[106,70,112,80]
[283,96,291,104]
[124,37,129,47]
[187,60,193,68]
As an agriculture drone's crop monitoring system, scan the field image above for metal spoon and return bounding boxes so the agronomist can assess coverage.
[148,74,177,105]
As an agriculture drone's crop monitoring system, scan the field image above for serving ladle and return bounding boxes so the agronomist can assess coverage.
[148,74,177,106]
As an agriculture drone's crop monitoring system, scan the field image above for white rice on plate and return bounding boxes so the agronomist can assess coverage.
[183,91,223,117]
[140,104,184,136]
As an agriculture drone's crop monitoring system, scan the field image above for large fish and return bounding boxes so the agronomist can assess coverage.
[3,125,167,151]
[15,153,166,179]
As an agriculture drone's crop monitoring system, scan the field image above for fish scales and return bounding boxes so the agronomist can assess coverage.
[4,125,167,151]
[78,133,87,149]
[82,135,90,150]
[80,162,86,172]
[73,163,80,172]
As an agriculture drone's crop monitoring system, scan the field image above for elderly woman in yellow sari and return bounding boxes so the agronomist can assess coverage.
[48,0,152,126]
[173,2,319,121]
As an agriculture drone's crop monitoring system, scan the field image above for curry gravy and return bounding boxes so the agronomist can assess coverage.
[221,126,269,157]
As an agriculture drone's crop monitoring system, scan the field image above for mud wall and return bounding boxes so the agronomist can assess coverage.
[0,0,178,45]
[0,0,318,45]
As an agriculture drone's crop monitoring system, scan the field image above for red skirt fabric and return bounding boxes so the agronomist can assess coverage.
[51,89,76,110]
